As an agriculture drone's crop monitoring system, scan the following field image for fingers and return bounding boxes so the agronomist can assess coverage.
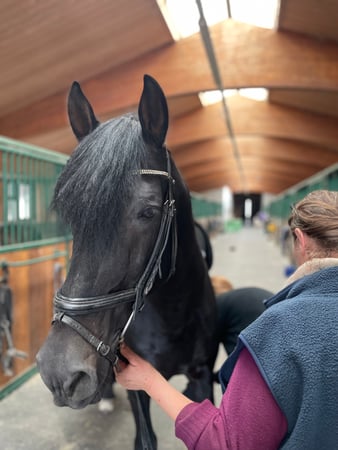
[115,359,127,373]
[117,347,129,365]
[119,344,133,357]
[119,344,138,363]
[114,345,135,376]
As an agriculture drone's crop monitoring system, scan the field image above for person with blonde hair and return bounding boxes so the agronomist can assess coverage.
[115,189,338,449]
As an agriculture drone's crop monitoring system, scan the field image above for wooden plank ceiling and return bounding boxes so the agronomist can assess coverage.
[0,0,338,195]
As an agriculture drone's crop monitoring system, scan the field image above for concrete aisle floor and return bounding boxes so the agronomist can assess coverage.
[0,224,289,450]
[210,223,289,293]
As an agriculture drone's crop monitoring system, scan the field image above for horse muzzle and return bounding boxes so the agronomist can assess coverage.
[36,332,109,409]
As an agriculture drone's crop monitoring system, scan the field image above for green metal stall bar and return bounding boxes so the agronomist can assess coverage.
[0,136,71,252]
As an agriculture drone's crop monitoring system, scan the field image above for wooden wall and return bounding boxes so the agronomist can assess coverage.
[0,241,70,387]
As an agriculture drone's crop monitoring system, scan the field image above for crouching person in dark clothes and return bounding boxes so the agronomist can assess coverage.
[215,286,271,356]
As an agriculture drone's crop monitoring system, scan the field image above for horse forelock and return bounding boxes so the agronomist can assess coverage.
[52,114,148,241]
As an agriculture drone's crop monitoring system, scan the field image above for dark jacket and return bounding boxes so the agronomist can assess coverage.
[220,261,338,449]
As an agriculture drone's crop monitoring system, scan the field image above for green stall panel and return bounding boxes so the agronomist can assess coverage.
[190,195,222,219]
[266,164,338,221]
[0,136,71,251]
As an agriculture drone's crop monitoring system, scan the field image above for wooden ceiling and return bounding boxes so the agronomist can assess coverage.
[0,0,338,195]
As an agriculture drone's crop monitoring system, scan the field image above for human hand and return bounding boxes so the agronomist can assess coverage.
[115,344,193,421]
[114,344,159,393]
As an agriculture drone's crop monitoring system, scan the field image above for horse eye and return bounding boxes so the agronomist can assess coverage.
[139,207,155,219]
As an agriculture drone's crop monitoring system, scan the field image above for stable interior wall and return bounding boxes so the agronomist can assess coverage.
[0,241,69,387]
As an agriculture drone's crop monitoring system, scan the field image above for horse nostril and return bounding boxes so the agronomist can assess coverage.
[66,371,87,396]
[64,369,97,401]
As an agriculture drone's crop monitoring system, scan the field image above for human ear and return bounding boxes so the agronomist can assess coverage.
[294,228,306,250]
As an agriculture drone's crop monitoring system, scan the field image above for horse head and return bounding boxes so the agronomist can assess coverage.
[37,75,181,409]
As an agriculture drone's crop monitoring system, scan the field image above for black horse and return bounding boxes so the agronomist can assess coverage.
[37,75,217,449]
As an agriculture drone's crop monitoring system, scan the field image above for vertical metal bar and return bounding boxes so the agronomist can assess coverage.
[46,162,54,237]
[42,160,48,238]
[43,160,47,237]
[17,154,23,243]
[2,151,8,245]
[226,0,232,18]
[23,155,28,242]
[29,157,35,242]
[35,158,41,239]
[34,160,44,236]
[9,152,16,244]
[0,151,2,246]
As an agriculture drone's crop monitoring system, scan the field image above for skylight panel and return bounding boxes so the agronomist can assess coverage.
[162,0,279,39]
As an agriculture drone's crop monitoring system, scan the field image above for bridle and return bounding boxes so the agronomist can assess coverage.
[52,148,177,365]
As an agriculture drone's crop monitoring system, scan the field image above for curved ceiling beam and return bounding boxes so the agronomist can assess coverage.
[168,95,338,151]
[15,92,338,156]
[186,165,314,194]
[186,169,314,194]
[2,20,338,141]
[16,94,204,154]
[269,89,338,118]
[184,156,327,186]
[182,157,322,181]
[0,0,174,117]
[172,136,338,169]
[173,136,338,194]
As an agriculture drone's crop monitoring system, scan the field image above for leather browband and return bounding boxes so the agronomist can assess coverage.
[54,289,136,316]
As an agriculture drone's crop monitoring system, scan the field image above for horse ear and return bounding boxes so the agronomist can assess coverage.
[138,75,169,148]
[67,81,100,141]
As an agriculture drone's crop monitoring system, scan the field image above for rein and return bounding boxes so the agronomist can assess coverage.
[52,149,177,366]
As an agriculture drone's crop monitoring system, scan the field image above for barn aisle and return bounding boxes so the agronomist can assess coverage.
[210,222,289,293]
[0,224,289,450]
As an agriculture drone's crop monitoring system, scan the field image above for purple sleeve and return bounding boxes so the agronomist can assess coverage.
[175,347,287,450]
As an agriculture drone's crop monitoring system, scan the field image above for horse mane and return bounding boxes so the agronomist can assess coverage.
[52,114,148,241]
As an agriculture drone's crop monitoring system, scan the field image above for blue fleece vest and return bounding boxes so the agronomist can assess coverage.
[220,266,338,449]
